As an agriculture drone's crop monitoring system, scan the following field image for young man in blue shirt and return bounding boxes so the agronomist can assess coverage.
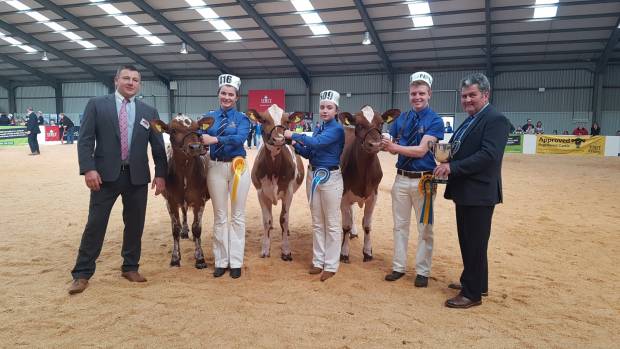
[382,72,445,287]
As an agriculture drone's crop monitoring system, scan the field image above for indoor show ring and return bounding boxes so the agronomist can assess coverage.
[1,144,619,348]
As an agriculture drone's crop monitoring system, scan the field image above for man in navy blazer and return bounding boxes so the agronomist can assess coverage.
[25,107,40,155]
[68,65,167,295]
[434,73,510,308]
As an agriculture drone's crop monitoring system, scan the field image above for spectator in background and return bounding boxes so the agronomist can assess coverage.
[59,113,75,144]
[444,121,453,133]
[9,114,15,125]
[616,130,620,136]
[246,120,255,149]
[572,124,588,136]
[0,113,9,126]
[57,114,65,143]
[25,107,40,155]
[553,130,558,135]
[255,122,262,148]
[37,111,44,125]
[522,119,535,134]
[315,121,320,130]
[562,130,569,135]
[590,122,601,136]
[535,121,544,134]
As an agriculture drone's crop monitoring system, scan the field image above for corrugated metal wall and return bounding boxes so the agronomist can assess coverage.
[0,86,8,112]
[2,68,619,134]
[493,69,596,133]
[174,80,219,119]
[15,86,56,115]
[62,82,109,125]
[311,74,390,115]
[601,65,620,134]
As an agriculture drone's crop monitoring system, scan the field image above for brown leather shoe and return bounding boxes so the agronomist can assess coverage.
[445,295,482,309]
[121,271,147,282]
[68,279,88,295]
[309,266,322,275]
[320,271,335,282]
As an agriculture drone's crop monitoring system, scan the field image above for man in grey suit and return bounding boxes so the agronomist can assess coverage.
[68,65,167,295]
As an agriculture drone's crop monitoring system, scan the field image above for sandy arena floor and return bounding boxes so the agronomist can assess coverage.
[1,144,619,348]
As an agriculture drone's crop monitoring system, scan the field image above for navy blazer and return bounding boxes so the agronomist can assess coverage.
[444,104,510,206]
[77,94,167,185]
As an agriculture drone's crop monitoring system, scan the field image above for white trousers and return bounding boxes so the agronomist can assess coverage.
[306,169,343,273]
[391,174,435,276]
[207,159,251,268]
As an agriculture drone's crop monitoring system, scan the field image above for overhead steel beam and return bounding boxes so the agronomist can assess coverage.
[484,0,494,101]
[0,52,58,86]
[353,0,394,80]
[0,19,113,90]
[596,16,620,72]
[130,0,232,75]
[25,0,617,25]
[236,0,311,86]
[34,0,171,85]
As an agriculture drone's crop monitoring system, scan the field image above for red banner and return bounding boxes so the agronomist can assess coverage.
[247,89,285,112]
[45,125,60,141]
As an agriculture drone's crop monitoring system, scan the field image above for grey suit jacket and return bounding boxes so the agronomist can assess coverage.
[78,94,167,185]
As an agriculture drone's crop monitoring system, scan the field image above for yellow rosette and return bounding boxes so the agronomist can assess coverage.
[231,156,246,204]
[417,173,436,225]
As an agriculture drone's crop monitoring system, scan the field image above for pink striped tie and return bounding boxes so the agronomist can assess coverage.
[119,98,129,161]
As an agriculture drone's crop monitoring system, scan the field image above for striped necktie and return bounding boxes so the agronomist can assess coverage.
[215,111,228,155]
[119,98,129,161]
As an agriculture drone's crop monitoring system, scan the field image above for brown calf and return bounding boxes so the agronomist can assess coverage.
[151,115,214,268]
[338,106,400,263]
[247,104,305,261]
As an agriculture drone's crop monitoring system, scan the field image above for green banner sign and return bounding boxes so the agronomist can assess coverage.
[505,134,523,153]
[0,126,29,146]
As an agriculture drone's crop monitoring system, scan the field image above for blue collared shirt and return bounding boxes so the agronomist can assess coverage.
[292,118,344,168]
[115,90,136,156]
[204,107,250,159]
[389,106,444,172]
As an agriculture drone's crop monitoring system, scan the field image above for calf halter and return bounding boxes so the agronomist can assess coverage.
[171,130,205,157]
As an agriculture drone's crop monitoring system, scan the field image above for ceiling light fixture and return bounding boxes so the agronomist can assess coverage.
[41,51,49,61]
[180,42,188,54]
[362,31,371,45]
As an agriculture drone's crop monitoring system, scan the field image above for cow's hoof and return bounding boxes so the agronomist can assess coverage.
[349,234,358,240]
[340,255,350,263]
[180,233,189,240]
[170,260,181,267]
[363,253,373,262]
[195,259,208,269]
[281,253,293,261]
[260,252,270,258]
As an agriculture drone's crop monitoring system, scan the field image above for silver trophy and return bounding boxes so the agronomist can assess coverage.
[428,141,453,184]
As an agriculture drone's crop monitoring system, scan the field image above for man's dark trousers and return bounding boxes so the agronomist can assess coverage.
[71,168,148,279]
[455,205,494,302]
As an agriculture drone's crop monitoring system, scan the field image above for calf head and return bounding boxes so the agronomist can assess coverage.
[338,106,400,154]
[152,114,214,158]
[247,104,304,147]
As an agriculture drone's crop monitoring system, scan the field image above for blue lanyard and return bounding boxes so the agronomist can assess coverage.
[452,116,475,144]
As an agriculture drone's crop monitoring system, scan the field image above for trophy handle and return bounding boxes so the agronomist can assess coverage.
[427,140,435,155]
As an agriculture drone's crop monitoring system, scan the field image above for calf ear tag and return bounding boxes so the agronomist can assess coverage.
[201,123,211,131]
